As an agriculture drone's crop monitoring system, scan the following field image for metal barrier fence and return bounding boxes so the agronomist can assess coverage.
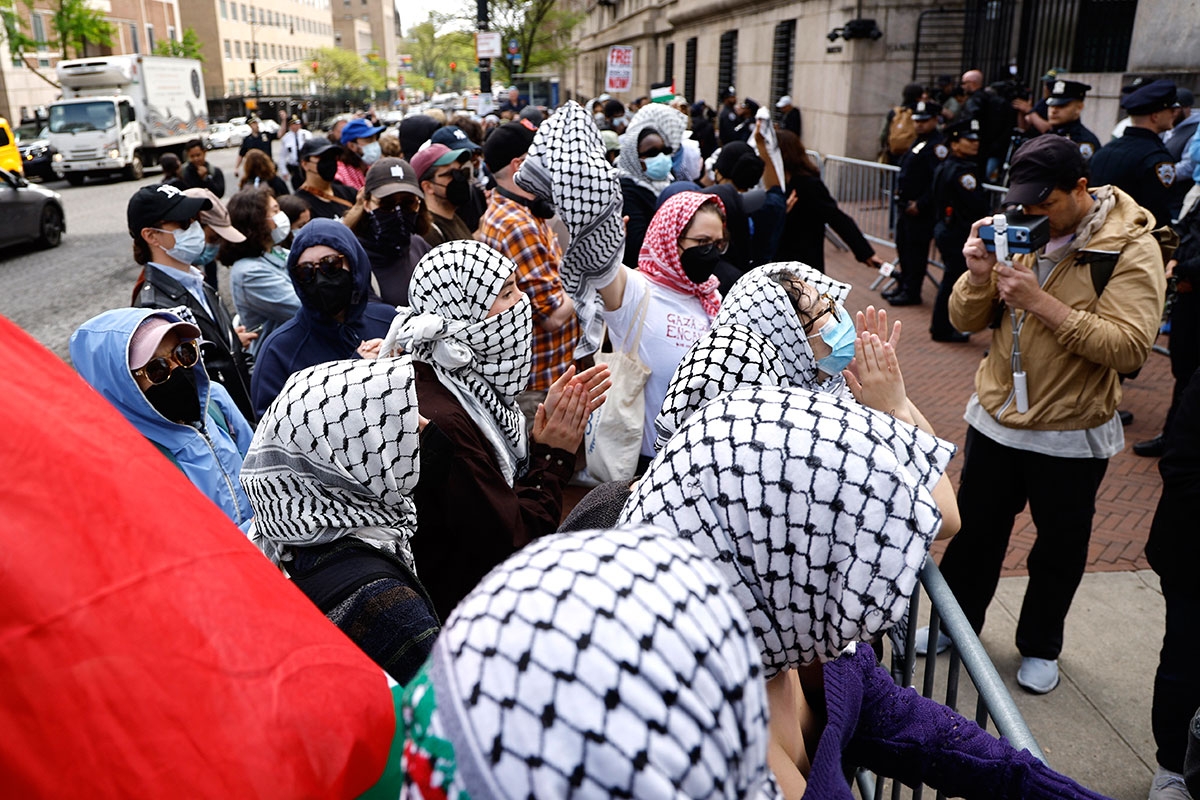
[854,558,1046,799]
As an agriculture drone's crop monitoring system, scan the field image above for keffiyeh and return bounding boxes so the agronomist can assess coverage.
[617,104,690,195]
[638,191,724,318]
[383,240,532,485]
[241,356,421,567]
[713,262,851,394]
[514,101,625,358]
[400,525,771,799]
[653,324,787,451]
[620,387,955,675]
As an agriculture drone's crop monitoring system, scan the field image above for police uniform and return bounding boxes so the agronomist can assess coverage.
[889,100,949,304]
[1090,79,1179,228]
[238,119,274,160]
[1045,80,1101,161]
[930,118,990,340]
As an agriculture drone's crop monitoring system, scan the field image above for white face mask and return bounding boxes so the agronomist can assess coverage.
[158,220,206,265]
[361,141,382,165]
[270,210,291,244]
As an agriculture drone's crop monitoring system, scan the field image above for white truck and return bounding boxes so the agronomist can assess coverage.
[49,55,207,185]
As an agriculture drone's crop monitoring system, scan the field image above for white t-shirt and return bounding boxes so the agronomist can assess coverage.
[604,269,712,456]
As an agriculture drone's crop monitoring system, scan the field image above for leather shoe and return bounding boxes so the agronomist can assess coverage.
[1119,409,1134,426]
[881,285,903,299]
[1133,434,1166,457]
[886,292,922,306]
[931,331,970,343]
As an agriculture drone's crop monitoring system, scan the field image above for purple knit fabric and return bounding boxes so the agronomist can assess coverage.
[804,644,1114,799]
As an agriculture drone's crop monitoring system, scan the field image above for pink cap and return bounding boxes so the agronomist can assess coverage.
[409,143,463,183]
[128,315,201,370]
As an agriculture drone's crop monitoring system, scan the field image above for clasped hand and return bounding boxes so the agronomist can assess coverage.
[533,364,612,451]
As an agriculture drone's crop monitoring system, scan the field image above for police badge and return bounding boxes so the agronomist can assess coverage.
[959,173,978,190]
[1156,162,1176,187]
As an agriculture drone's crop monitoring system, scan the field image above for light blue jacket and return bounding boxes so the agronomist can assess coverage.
[70,307,255,525]
[230,247,300,357]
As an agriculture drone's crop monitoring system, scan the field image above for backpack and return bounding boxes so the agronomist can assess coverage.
[888,106,917,156]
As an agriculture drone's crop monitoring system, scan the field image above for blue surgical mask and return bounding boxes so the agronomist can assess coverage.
[361,141,382,164]
[644,152,673,181]
[194,241,220,266]
[808,306,857,376]
[160,220,207,266]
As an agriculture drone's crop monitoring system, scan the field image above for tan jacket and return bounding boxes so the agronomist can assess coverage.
[949,186,1166,430]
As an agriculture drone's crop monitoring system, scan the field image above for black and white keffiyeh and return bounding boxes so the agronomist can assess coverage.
[620,387,955,676]
[514,101,624,358]
[653,324,788,451]
[241,356,421,567]
[713,262,852,395]
[400,525,771,799]
[616,104,690,196]
[383,240,532,485]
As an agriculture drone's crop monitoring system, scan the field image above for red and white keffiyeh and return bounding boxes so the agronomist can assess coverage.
[636,191,723,319]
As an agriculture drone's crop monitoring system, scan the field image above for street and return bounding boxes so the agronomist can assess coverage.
[0,146,241,360]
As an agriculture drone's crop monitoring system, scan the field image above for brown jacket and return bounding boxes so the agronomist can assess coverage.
[949,186,1166,431]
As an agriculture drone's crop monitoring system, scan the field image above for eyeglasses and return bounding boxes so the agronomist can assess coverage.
[132,339,201,385]
[679,234,729,254]
[638,145,674,159]
[293,253,347,284]
[802,292,840,334]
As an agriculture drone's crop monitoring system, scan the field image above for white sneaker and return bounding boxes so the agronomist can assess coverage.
[913,626,951,656]
[1148,766,1193,800]
[1016,657,1060,694]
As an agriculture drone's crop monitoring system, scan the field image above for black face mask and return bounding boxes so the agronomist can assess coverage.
[366,206,414,252]
[443,170,471,207]
[316,158,338,182]
[298,267,356,318]
[495,185,556,219]
[680,243,722,284]
[143,366,202,423]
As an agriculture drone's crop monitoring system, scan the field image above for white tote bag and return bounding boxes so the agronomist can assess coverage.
[583,288,652,483]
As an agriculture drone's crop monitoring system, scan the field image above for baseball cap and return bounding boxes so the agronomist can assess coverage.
[775,95,793,109]
[128,313,202,371]
[299,138,342,161]
[340,118,386,144]
[364,157,423,200]
[430,125,482,152]
[183,188,246,243]
[1004,135,1087,207]
[483,122,536,174]
[127,184,211,236]
[411,143,467,182]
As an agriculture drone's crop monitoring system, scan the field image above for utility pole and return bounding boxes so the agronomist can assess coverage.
[477,0,491,96]
[250,22,261,111]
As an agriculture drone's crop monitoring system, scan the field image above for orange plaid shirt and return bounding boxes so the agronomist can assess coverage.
[477,195,578,392]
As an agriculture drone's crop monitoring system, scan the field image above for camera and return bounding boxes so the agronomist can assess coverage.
[979,213,1050,254]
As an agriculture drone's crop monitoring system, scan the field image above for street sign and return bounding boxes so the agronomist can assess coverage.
[277,68,298,73]
[605,45,634,92]
[508,38,519,54]
[476,31,501,59]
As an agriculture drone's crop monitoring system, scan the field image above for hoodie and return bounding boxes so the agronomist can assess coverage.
[249,218,398,419]
[69,308,254,525]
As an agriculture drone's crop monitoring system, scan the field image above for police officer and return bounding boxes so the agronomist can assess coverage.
[886,100,949,306]
[930,118,990,342]
[1045,79,1101,161]
[1090,79,1180,228]
[235,116,274,177]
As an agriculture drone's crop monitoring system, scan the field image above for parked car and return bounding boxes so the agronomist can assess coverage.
[0,118,24,176]
[14,122,59,182]
[205,122,244,149]
[0,167,65,249]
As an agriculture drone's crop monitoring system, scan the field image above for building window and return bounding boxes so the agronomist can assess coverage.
[230,3,237,21]
[129,22,140,54]
[235,41,242,59]
[146,24,155,51]
[241,4,248,23]
[168,25,176,42]
[770,20,796,116]
[229,79,236,95]
[663,41,674,84]
[684,37,697,105]
[717,30,737,102]
[220,0,227,19]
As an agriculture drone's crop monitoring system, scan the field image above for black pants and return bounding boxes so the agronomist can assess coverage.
[1152,574,1200,773]
[287,164,304,192]
[895,214,934,297]
[932,226,969,337]
[937,426,1109,660]
[1166,291,1199,436]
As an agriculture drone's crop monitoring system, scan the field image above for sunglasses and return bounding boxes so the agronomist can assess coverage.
[132,339,201,385]
[679,234,729,254]
[293,253,347,284]
[802,293,841,334]
[638,146,674,159]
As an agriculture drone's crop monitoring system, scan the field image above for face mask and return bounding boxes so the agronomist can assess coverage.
[361,141,382,164]
[195,241,220,266]
[443,170,471,207]
[809,307,857,376]
[162,220,206,266]
[270,210,291,244]
[594,112,606,124]
[680,243,721,284]
[298,266,356,318]
[367,206,414,251]
[316,158,338,182]
[143,365,201,423]
[644,152,673,181]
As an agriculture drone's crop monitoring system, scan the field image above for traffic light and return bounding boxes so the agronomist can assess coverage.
[449,61,457,73]
[311,60,319,74]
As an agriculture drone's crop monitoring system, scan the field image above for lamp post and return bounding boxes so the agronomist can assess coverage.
[249,21,261,109]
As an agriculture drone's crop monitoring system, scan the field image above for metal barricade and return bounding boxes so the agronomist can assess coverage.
[821,154,901,250]
[854,557,1046,799]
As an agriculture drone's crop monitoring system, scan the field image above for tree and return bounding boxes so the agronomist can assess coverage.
[311,46,384,97]
[46,0,114,59]
[402,12,475,95]
[153,27,204,61]
[0,0,57,86]
[486,0,583,86]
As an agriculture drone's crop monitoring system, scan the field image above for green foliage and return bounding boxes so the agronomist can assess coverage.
[311,46,385,96]
[46,0,114,59]
[153,27,205,62]
[487,0,583,85]
[402,12,476,95]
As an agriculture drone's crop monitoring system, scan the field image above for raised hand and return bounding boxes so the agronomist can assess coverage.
[843,333,907,417]
[855,306,902,350]
[532,382,590,451]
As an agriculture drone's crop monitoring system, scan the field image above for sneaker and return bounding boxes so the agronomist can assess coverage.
[1148,766,1193,800]
[914,626,951,656]
[1016,657,1060,694]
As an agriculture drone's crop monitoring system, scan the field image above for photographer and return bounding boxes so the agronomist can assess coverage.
[924,136,1166,695]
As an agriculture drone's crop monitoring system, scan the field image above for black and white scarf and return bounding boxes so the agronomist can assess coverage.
[383,240,532,485]
[399,525,771,799]
[621,387,955,676]
[241,356,421,568]
[654,323,788,451]
[514,101,625,358]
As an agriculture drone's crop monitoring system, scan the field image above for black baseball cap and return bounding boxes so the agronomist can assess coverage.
[945,118,981,141]
[1004,135,1087,207]
[483,122,535,173]
[299,138,342,161]
[127,184,211,236]
[431,125,482,152]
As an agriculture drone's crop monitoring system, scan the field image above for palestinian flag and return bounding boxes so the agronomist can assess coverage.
[0,315,405,798]
[650,80,675,103]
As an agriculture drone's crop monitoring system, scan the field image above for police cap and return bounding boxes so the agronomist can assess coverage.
[911,100,943,121]
[1046,79,1091,106]
[945,118,981,141]
[1121,79,1179,115]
